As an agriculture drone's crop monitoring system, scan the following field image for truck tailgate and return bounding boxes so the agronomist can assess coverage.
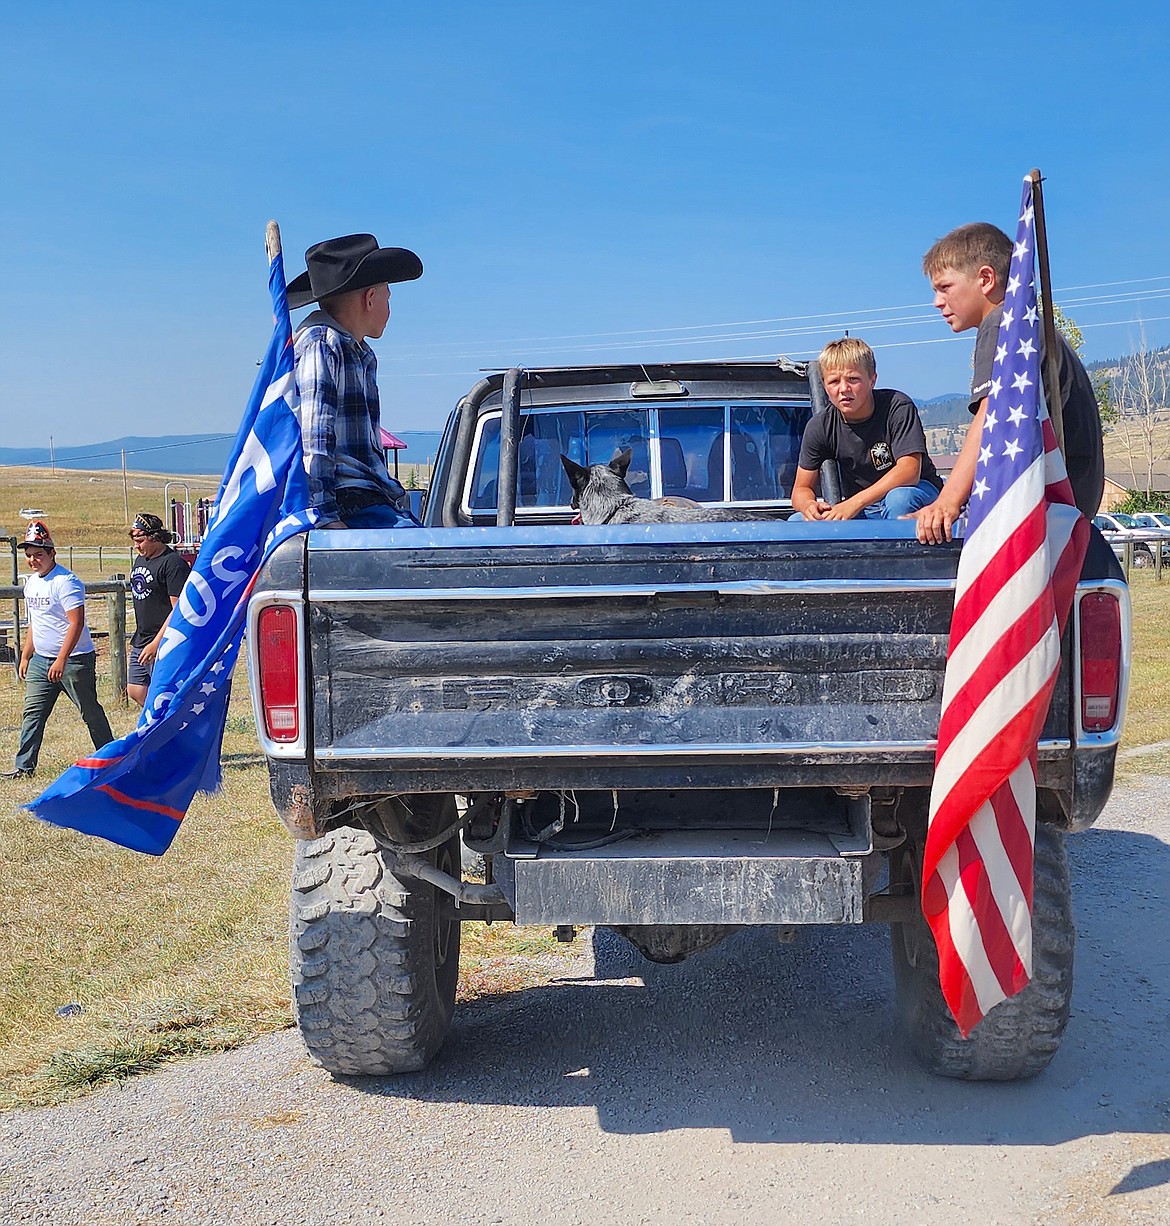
[302,522,1071,792]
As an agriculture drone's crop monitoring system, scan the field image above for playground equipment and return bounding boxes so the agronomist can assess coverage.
[164,482,213,565]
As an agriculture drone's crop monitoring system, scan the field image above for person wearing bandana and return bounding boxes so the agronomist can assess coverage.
[127,512,191,707]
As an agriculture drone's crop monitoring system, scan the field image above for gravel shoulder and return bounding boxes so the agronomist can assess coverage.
[2,780,1168,1226]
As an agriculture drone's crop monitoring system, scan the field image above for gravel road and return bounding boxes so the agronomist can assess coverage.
[2,780,1168,1226]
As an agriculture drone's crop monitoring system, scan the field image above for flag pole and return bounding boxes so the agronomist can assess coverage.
[266,219,282,264]
[1028,169,1066,457]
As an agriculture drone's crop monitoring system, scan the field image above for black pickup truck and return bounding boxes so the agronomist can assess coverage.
[247,360,1129,1082]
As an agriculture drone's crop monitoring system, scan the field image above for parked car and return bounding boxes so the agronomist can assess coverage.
[1092,511,1170,567]
[1131,511,1170,534]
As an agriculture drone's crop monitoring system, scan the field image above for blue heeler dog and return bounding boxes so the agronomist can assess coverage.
[561,450,749,524]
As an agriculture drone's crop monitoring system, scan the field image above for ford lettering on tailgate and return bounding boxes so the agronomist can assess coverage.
[417,670,938,713]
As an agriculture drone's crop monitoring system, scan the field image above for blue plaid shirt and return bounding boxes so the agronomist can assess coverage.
[294,310,407,524]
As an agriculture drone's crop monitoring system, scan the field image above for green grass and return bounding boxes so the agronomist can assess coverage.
[1115,570,1170,780]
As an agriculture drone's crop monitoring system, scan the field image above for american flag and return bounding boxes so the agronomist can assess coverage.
[922,178,1089,1035]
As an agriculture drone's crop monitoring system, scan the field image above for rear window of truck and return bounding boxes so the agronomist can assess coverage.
[465,401,811,514]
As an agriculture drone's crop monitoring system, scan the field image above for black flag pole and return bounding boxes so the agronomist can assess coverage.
[1028,169,1066,457]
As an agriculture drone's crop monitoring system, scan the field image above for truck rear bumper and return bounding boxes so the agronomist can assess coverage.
[502,827,868,926]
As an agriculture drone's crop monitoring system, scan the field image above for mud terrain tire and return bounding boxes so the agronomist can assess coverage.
[891,822,1074,1081]
[290,824,460,1075]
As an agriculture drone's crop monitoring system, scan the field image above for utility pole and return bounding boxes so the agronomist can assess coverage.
[49,435,55,475]
[122,449,130,522]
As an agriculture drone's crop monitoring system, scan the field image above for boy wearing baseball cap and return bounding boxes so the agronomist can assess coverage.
[4,521,114,779]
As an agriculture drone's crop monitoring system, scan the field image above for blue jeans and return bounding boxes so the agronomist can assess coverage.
[15,652,115,773]
[859,479,940,520]
[344,503,421,529]
[790,479,940,521]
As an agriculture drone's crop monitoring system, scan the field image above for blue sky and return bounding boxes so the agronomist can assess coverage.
[3,0,1169,447]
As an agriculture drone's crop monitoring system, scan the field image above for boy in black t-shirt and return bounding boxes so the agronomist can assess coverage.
[127,513,191,707]
[791,338,941,520]
[914,221,1104,543]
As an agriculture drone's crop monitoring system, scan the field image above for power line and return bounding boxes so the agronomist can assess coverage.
[386,273,1170,356]
[384,289,1170,369]
[387,305,1170,382]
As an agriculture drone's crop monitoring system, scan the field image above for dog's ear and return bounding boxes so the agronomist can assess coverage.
[560,454,589,491]
[609,448,632,479]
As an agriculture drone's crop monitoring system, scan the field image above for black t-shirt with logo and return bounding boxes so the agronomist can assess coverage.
[129,547,190,647]
[798,388,941,499]
[971,303,1104,517]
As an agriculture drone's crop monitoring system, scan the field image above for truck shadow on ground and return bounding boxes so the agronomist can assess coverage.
[348,826,1170,1154]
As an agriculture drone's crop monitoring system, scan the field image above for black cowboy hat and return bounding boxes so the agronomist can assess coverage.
[287,234,423,310]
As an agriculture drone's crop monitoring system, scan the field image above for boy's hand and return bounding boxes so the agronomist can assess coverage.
[910,497,962,544]
[799,498,833,521]
[822,498,862,521]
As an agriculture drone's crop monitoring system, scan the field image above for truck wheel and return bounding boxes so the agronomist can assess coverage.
[290,825,460,1076]
[891,822,1074,1080]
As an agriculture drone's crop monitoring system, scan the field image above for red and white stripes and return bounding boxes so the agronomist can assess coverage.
[924,417,1087,1035]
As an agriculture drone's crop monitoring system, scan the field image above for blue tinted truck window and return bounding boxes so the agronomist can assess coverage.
[518,411,586,507]
[469,417,501,510]
[469,400,808,512]
[470,407,651,509]
[584,410,651,497]
[659,408,725,501]
[730,404,810,501]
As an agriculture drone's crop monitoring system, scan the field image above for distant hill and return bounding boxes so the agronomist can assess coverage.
[0,434,234,476]
[917,392,971,427]
[5,344,1166,477]
[0,430,447,477]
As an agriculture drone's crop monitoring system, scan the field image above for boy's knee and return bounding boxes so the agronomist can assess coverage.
[883,483,934,518]
[881,488,915,518]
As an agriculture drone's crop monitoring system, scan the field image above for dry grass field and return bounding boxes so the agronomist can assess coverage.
[0,464,221,552]
[0,461,578,1108]
[0,658,577,1109]
[1,461,1168,1108]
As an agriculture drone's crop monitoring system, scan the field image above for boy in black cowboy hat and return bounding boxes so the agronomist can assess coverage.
[4,521,114,779]
[289,233,423,529]
[126,512,191,707]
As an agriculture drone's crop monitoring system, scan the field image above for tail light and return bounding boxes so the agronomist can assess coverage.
[1079,592,1122,732]
[256,605,299,742]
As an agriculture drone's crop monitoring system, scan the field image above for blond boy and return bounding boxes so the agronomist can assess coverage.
[791,338,941,521]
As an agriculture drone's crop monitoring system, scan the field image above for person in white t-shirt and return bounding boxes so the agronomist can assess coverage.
[4,521,114,780]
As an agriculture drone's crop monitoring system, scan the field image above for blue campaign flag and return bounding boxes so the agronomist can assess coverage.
[28,243,319,854]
